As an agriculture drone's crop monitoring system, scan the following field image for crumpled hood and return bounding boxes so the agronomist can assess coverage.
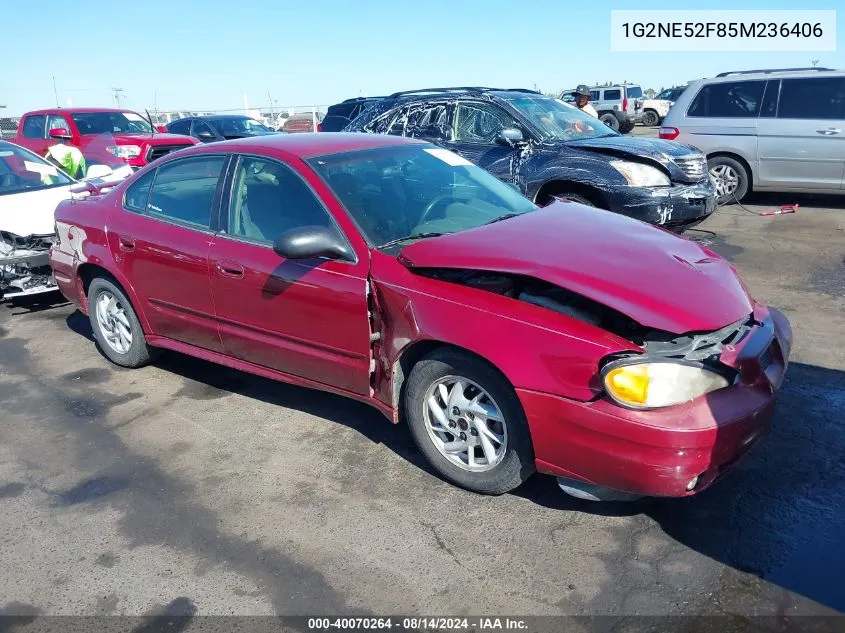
[0,186,73,236]
[564,135,700,165]
[397,203,752,334]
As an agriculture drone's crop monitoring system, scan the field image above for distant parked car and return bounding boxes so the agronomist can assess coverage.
[13,108,197,170]
[342,87,716,230]
[282,112,324,133]
[660,68,845,204]
[641,86,688,127]
[49,133,792,500]
[561,84,643,132]
[166,115,275,143]
[322,97,385,132]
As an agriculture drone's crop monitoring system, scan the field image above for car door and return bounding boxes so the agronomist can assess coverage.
[443,100,525,187]
[110,154,228,351]
[757,77,845,190]
[19,114,50,155]
[208,154,371,395]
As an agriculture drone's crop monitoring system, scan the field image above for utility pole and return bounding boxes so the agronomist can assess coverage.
[52,76,59,107]
[111,87,124,108]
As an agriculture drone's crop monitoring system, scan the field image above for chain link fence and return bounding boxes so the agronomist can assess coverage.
[0,117,20,139]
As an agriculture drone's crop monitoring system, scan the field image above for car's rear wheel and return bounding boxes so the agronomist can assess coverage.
[641,110,659,127]
[404,349,535,495]
[599,113,620,131]
[87,277,153,368]
[708,156,749,204]
[619,120,635,134]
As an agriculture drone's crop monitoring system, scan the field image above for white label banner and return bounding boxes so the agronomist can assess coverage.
[610,10,836,52]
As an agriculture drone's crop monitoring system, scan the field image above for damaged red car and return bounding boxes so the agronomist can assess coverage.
[50,133,792,500]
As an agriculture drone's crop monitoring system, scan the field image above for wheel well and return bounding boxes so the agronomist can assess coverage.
[534,180,606,208]
[390,341,511,419]
[706,152,754,191]
[77,263,119,297]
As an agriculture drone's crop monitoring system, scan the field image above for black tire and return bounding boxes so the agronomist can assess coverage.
[87,276,153,368]
[404,348,535,495]
[707,155,750,205]
[599,113,620,131]
[619,120,635,134]
[641,110,659,127]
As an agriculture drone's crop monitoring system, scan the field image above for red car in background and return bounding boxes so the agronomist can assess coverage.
[13,108,196,170]
[49,133,791,500]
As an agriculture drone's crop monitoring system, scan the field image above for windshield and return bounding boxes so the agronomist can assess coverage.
[309,145,537,248]
[655,89,674,100]
[216,117,272,136]
[71,111,153,135]
[626,86,643,99]
[0,142,73,196]
[504,95,618,141]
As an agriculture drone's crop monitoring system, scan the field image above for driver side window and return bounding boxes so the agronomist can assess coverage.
[191,120,216,140]
[227,156,334,244]
[454,103,515,144]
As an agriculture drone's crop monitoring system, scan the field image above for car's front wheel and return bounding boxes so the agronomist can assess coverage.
[404,349,535,495]
[87,276,153,368]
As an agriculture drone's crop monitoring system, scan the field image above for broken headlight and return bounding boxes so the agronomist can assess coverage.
[609,160,670,187]
[601,359,728,409]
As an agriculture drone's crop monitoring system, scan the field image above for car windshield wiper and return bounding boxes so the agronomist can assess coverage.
[376,232,450,250]
[484,212,522,225]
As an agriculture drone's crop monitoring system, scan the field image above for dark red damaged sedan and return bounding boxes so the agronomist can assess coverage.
[49,133,792,500]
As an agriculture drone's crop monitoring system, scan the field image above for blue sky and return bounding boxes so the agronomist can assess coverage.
[3,0,842,115]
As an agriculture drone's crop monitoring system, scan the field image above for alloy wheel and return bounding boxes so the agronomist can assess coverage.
[95,290,133,354]
[422,375,508,472]
[710,164,740,198]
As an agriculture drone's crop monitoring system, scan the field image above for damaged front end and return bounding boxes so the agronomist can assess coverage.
[0,231,58,299]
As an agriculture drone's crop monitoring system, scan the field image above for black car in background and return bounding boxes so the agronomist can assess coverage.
[166,115,275,143]
[322,97,385,132]
[339,87,717,230]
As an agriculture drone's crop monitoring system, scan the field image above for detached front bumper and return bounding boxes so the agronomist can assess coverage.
[608,179,717,230]
[1,243,58,299]
[519,307,792,498]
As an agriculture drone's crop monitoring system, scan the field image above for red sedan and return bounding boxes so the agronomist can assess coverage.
[49,133,792,500]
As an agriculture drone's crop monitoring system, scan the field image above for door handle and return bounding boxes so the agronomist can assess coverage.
[216,260,245,278]
[118,236,135,252]
[816,128,841,135]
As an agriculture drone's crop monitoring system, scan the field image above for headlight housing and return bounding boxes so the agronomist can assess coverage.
[106,145,142,159]
[602,359,729,409]
[610,160,670,187]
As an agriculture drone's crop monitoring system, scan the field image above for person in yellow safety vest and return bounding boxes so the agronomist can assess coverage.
[44,143,87,180]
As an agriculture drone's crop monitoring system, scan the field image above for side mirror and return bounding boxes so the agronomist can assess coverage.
[197,131,215,142]
[155,125,168,133]
[496,128,524,147]
[272,225,352,261]
[49,127,71,140]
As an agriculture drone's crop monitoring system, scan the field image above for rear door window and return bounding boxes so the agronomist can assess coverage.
[22,115,47,139]
[687,80,766,118]
[626,86,643,99]
[603,89,621,101]
[404,103,450,140]
[168,119,191,135]
[145,156,227,228]
[777,77,845,120]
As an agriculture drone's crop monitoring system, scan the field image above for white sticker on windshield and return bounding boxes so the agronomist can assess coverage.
[423,148,473,167]
[123,112,145,121]
[24,161,59,177]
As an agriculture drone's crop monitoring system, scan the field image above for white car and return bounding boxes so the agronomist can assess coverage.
[0,141,129,300]
[641,87,688,127]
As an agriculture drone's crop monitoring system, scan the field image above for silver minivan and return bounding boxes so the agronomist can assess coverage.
[660,68,845,204]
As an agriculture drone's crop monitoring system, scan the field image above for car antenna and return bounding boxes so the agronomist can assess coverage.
[145,108,155,135]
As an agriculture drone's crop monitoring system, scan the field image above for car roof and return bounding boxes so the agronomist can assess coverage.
[179,132,426,158]
[696,68,843,84]
[24,107,138,115]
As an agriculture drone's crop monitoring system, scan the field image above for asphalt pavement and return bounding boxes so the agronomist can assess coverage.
[1,177,844,622]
